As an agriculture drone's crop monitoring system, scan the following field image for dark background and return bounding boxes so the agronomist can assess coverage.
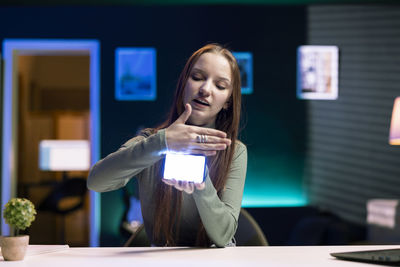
[4,4,398,247]
[0,6,307,245]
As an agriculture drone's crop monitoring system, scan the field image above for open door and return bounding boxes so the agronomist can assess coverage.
[1,39,100,247]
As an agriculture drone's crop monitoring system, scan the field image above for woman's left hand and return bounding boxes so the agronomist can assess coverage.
[162,179,205,194]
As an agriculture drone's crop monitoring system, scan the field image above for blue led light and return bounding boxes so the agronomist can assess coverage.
[242,196,308,207]
[242,170,308,208]
[1,39,100,246]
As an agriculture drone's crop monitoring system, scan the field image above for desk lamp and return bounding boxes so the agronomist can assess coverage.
[366,97,400,243]
[389,97,400,145]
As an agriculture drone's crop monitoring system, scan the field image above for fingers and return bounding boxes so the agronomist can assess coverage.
[196,135,231,146]
[191,126,228,138]
[200,136,231,147]
[191,149,217,156]
[193,143,228,151]
[161,179,196,194]
[195,182,205,191]
[175,104,192,124]
[162,178,174,186]
[190,130,231,151]
[189,139,230,155]
[188,127,231,151]
[180,181,194,194]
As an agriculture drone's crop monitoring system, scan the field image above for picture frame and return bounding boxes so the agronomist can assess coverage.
[115,47,156,101]
[233,52,253,95]
[297,45,339,100]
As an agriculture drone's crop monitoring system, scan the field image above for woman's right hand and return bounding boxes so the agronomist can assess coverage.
[165,104,231,156]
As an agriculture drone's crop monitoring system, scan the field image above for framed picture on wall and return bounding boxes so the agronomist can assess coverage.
[115,47,156,101]
[297,45,339,100]
[233,52,253,95]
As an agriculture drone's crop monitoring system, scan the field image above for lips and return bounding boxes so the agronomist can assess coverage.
[193,98,210,107]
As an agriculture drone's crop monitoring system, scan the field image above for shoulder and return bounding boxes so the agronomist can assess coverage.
[232,140,247,160]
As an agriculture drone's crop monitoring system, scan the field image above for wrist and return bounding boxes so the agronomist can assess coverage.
[165,132,170,152]
[157,129,169,155]
[164,127,171,152]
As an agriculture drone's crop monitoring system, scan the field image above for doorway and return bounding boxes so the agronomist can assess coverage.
[1,40,100,246]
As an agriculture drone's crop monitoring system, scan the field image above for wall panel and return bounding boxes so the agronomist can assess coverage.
[306,5,400,225]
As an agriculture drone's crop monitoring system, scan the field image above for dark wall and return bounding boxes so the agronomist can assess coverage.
[0,6,306,245]
[305,5,400,229]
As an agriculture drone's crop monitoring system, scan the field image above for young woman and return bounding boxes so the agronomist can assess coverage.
[87,43,247,247]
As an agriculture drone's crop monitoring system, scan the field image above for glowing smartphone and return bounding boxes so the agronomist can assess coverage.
[163,153,206,183]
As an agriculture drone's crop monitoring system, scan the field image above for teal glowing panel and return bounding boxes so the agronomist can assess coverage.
[241,154,308,207]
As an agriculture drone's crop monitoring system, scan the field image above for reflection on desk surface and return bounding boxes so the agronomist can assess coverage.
[0,245,69,257]
[2,245,400,266]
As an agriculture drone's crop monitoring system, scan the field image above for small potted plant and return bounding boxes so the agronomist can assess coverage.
[1,198,36,261]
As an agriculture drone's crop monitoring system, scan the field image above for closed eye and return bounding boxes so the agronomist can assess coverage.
[191,68,207,81]
[216,81,229,90]
[191,74,203,81]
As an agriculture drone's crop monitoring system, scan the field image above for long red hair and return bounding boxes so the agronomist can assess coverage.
[151,43,242,246]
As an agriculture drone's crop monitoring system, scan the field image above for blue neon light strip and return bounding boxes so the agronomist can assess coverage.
[89,41,101,247]
[1,39,101,246]
[242,196,308,207]
[1,41,14,236]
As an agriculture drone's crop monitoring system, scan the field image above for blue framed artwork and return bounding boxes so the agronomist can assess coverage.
[115,47,157,101]
[233,52,253,95]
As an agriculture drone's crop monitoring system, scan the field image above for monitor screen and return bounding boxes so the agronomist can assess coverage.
[39,140,90,171]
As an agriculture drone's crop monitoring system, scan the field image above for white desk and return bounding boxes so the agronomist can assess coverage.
[1,245,399,266]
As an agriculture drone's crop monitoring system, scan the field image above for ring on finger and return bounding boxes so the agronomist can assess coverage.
[196,134,208,143]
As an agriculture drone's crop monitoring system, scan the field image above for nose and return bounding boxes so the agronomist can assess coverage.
[199,79,212,96]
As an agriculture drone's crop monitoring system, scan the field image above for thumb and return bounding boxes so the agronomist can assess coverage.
[176,104,192,124]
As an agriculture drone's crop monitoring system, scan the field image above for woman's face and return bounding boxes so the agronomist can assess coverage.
[183,52,233,127]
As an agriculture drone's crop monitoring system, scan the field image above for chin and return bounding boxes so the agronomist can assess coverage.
[188,119,206,126]
[188,116,208,126]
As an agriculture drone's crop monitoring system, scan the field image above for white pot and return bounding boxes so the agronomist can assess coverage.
[0,235,29,261]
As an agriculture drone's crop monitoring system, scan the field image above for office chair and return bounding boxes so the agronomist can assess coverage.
[235,208,269,246]
[38,177,87,213]
[121,185,151,247]
[123,208,268,247]
[122,223,150,247]
[38,177,88,244]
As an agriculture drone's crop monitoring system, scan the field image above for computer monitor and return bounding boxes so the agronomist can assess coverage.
[39,140,90,171]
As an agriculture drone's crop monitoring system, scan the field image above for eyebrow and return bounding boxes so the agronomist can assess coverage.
[192,68,231,84]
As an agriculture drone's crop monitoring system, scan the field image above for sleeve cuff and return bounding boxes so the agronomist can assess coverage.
[193,166,216,197]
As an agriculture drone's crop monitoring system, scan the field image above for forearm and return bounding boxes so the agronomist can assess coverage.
[192,143,247,247]
[192,175,240,247]
[87,129,167,192]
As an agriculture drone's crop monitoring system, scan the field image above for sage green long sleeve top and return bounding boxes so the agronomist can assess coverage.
[87,129,247,247]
